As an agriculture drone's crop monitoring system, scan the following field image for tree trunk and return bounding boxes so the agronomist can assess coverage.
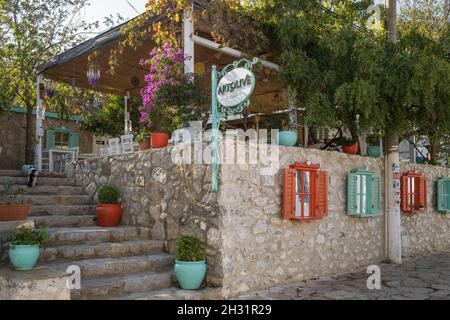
[25,102,33,164]
[429,131,440,163]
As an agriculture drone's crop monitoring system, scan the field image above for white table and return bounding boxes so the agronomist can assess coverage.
[48,149,76,172]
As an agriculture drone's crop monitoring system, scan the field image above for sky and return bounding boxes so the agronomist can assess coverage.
[81,0,148,33]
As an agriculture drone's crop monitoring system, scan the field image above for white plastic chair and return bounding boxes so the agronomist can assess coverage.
[121,134,134,154]
[108,138,121,155]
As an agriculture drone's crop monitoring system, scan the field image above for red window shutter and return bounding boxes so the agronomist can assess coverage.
[418,177,427,209]
[316,171,329,217]
[282,168,296,219]
[401,175,409,212]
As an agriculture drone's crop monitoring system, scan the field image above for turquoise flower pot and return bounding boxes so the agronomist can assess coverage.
[277,131,298,146]
[367,145,382,158]
[174,260,207,290]
[21,164,34,173]
[9,245,40,271]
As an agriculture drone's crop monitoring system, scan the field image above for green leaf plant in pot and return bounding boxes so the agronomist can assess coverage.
[366,134,382,158]
[277,87,298,147]
[8,226,49,271]
[96,185,122,227]
[337,136,359,155]
[135,129,150,151]
[174,235,207,290]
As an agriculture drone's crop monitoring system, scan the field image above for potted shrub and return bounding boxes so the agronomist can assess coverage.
[136,130,150,151]
[96,185,122,227]
[0,181,30,221]
[338,137,359,155]
[8,226,49,271]
[366,134,382,158]
[174,234,207,290]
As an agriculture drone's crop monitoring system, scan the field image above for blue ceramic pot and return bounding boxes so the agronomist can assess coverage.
[278,131,298,146]
[367,146,382,158]
[174,260,207,290]
[9,245,40,271]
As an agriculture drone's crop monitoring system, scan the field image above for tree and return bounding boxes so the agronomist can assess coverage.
[0,0,96,164]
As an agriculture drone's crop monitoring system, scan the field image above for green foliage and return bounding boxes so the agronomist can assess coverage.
[81,95,141,137]
[176,235,206,262]
[8,226,49,247]
[336,136,358,146]
[135,130,150,142]
[97,185,121,205]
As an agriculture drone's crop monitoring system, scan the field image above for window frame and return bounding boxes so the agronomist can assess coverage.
[437,178,450,213]
[347,168,381,217]
[401,171,427,213]
[282,162,328,221]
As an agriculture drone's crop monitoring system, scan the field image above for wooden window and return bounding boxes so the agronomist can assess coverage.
[401,171,427,213]
[347,168,381,217]
[46,128,79,149]
[437,178,450,214]
[282,162,328,221]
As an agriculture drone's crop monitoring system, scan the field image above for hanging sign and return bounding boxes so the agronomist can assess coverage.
[216,68,255,108]
[210,58,259,192]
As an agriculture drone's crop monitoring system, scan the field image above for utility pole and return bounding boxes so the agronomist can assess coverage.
[385,0,402,264]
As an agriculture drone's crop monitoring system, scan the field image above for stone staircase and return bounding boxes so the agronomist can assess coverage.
[0,170,176,300]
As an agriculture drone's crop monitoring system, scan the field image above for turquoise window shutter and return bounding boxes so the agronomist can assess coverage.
[69,132,79,148]
[347,172,357,215]
[370,176,381,216]
[437,179,446,213]
[46,129,56,149]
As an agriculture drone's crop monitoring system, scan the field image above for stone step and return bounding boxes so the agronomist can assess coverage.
[72,271,173,300]
[46,254,174,279]
[4,194,92,205]
[0,176,75,186]
[0,170,67,178]
[40,240,165,262]
[0,185,84,195]
[47,226,151,245]
[29,205,96,216]
[112,287,222,300]
[31,215,97,228]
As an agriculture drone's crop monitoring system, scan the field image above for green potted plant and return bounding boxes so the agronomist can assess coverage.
[136,130,150,151]
[96,185,122,227]
[337,136,359,155]
[0,181,30,221]
[8,226,49,271]
[174,234,207,290]
[366,134,382,158]
[277,87,298,147]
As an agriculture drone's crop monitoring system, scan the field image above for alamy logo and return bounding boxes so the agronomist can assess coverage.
[66,265,81,290]
[366,265,381,290]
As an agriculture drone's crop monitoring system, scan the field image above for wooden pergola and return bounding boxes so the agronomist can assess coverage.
[33,0,283,171]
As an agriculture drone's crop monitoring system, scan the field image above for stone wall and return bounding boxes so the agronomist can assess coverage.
[71,145,224,286]
[400,163,450,256]
[217,146,386,297]
[71,142,450,297]
[0,111,93,170]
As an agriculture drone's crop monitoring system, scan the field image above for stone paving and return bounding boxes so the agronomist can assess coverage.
[235,251,450,300]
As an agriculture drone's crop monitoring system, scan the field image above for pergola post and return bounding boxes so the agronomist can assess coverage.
[35,74,44,172]
[124,91,132,134]
[183,7,195,74]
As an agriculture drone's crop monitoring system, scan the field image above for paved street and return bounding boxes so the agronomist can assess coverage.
[236,251,450,300]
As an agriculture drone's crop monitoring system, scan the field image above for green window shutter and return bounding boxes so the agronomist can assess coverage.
[447,180,450,212]
[347,172,357,216]
[45,129,56,149]
[437,179,446,213]
[370,175,381,216]
[69,132,79,148]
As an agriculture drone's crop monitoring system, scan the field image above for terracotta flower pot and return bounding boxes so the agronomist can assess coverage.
[151,132,169,149]
[96,204,122,227]
[0,205,30,221]
[343,142,359,155]
[138,139,150,151]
